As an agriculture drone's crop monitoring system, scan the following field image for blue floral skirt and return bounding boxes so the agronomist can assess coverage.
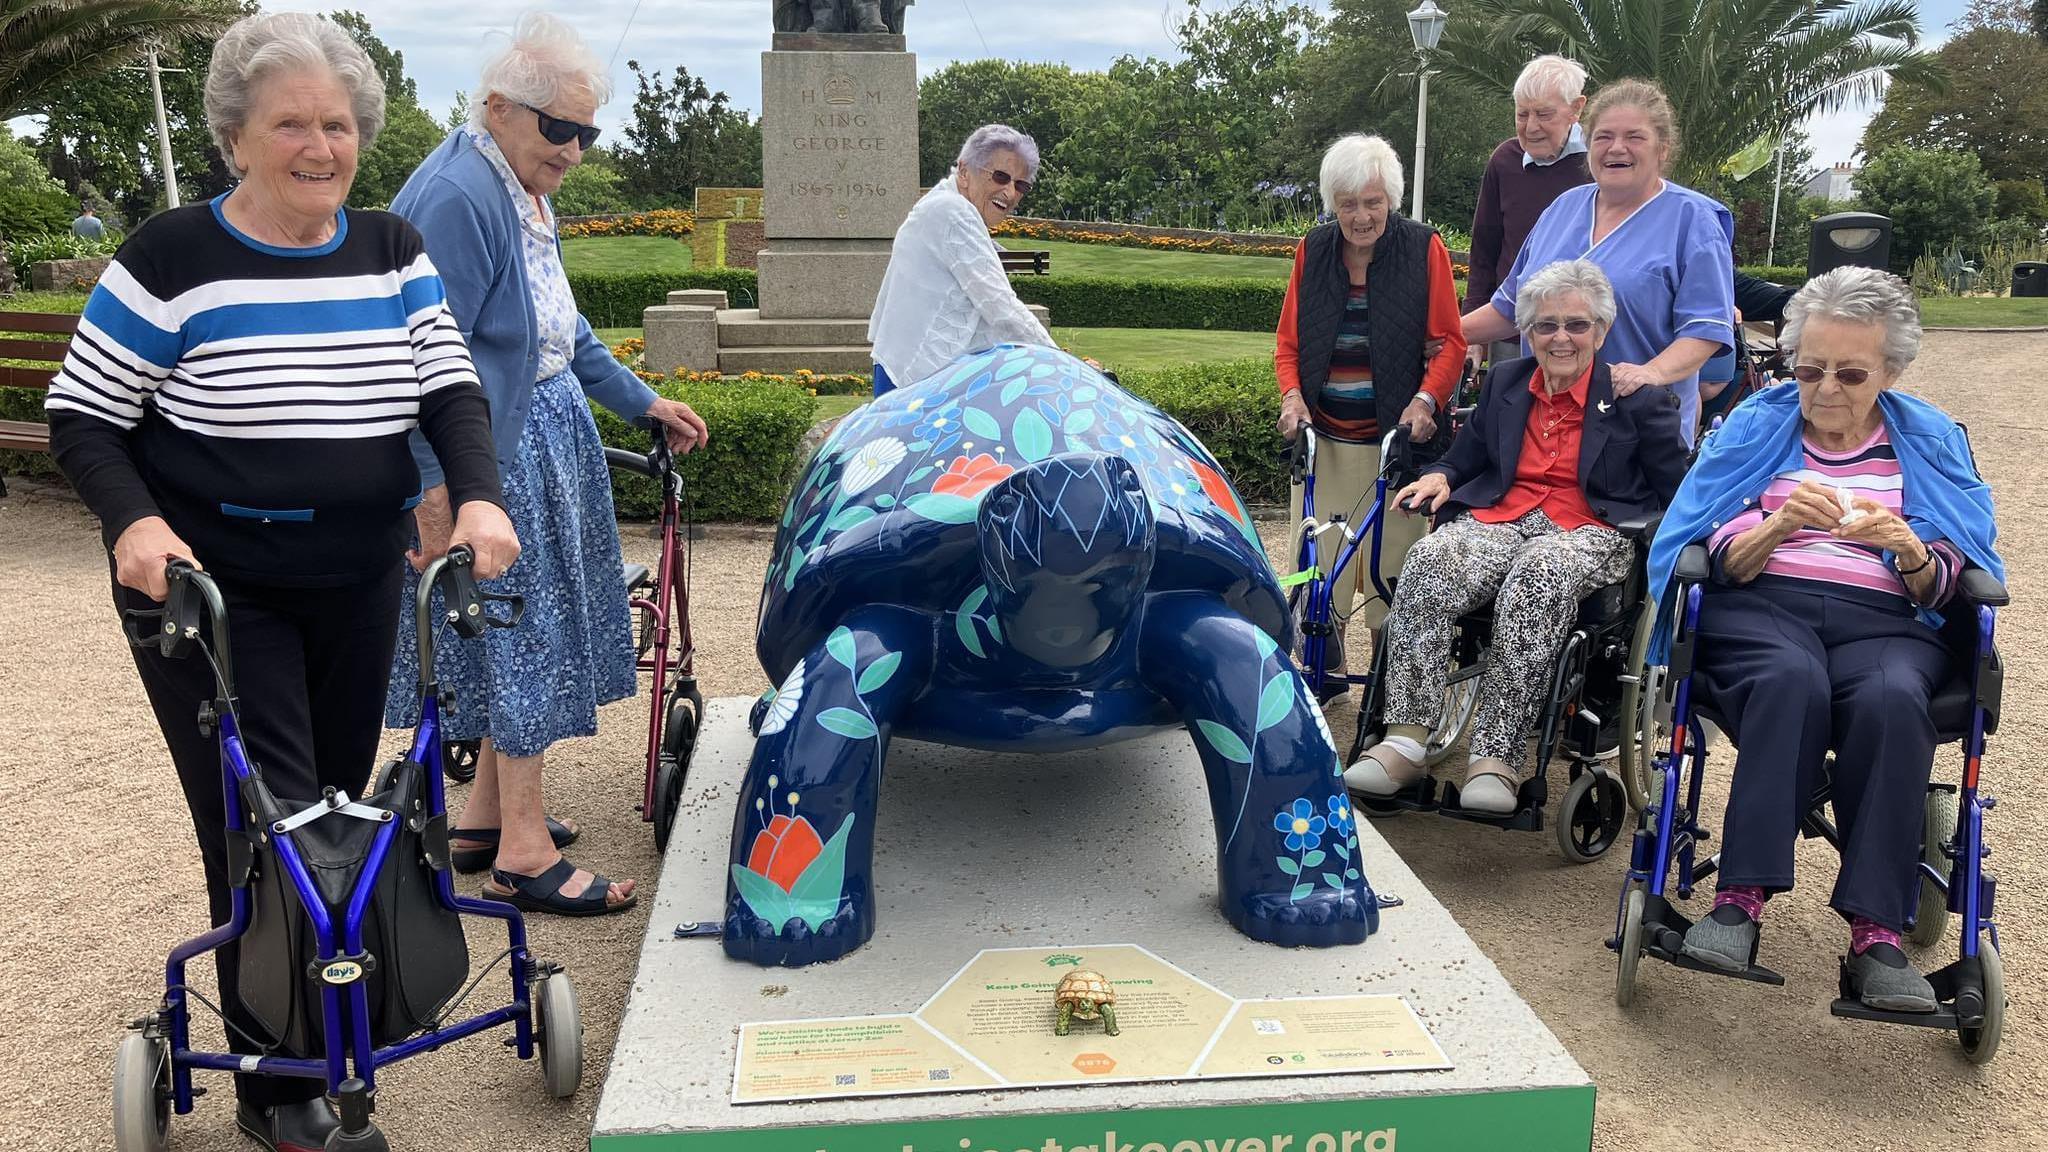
[384,368,637,757]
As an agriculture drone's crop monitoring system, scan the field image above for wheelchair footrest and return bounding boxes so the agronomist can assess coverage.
[1828,999,1959,1031]
[1827,954,1985,1030]
[1354,777,1439,815]
[1436,780,1544,832]
[1639,894,1787,986]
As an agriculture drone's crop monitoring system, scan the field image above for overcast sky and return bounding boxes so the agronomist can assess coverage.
[15,0,1978,169]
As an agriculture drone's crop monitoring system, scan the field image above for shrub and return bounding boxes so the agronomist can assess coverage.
[1855,146,1998,268]
[568,267,761,327]
[0,182,75,242]
[3,231,121,267]
[996,217,1299,259]
[590,376,816,521]
[1118,357,1285,504]
[1735,264,1808,285]
[1012,275,1285,331]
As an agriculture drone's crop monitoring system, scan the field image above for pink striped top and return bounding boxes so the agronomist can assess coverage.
[1708,424,1961,607]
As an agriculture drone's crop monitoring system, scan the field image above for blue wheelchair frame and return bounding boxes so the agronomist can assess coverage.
[121,548,566,1141]
[1612,541,2008,1060]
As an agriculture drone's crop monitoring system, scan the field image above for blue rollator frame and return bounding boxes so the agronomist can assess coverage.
[1287,422,1414,719]
[113,548,584,1152]
[1611,541,2009,1062]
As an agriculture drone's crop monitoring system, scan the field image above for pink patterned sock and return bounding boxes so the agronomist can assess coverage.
[1713,885,1766,922]
[1851,917,1902,955]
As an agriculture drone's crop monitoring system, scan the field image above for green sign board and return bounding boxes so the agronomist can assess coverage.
[592,1085,1594,1152]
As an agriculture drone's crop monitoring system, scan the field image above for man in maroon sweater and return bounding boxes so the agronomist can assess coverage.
[1465,55,1593,369]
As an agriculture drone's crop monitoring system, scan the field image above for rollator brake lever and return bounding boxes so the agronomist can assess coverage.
[435,546,526,637]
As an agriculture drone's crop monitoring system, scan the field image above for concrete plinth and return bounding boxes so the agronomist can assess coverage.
[755,242,893,320]
[594,700,1594,1151]
[666,289,731,309]
[642,305,719,375]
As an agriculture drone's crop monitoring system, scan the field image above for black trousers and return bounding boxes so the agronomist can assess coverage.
[119,563,402,1106]
[1695,581,1951,930]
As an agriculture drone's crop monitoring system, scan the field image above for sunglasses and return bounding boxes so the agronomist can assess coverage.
[986,167,1033,197]
[1529,318,1596,336]
[520,102,601,149]
[1790,363,1873,386]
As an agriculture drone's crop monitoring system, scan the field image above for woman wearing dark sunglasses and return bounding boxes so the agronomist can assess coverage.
[868,123,1054,395]
[382,12,709,918]
[1645,266,2003,1011]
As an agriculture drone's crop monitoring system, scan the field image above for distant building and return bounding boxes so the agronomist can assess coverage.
[1803,162,1857,202]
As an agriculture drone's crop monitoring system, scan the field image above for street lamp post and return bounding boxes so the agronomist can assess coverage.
[1406,1,1448,223]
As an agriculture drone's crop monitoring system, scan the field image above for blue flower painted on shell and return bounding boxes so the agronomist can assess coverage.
[912,401,964,455]
[1325,793,1355,836]
[1096,419,1161,468]
[1273,798,1327,852]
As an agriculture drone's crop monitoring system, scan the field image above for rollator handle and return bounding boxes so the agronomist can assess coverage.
[435,545,524,638]
[122,559,234,691]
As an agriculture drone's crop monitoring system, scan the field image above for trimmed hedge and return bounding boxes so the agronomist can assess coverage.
[591,377,816,521]
[1012,275,1284,332]
[569,267,762,328]
[1736,264,1807,285]
[1118,357,1285,504]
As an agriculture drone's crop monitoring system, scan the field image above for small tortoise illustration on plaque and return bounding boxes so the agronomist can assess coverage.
[1053,969,1119,1036]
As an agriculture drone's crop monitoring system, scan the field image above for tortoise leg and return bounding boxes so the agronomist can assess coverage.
[1101,1003,1119,1036]
[723,605,933,967]
[1055,1001,1073,1036]
[1139,591,1376,948]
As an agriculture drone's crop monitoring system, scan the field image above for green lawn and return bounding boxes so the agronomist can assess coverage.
[1052,326,1272,371]
[998,237,1294,280]
[560,235,692,277]
[1918,296,2048,328]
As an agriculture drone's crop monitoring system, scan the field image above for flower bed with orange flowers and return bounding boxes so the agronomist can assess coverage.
[559,209,696,239]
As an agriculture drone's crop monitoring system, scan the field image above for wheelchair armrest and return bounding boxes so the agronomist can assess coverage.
[1958,566,2010,607]
[1609,512,1662,542]
[1674,542,1711,583]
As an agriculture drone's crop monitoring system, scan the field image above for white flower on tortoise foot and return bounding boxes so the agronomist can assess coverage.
[759,659,807,736]
[839,437,908,495]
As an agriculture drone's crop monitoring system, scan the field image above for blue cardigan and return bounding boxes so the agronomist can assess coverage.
[395,130,658,489]
[1645,381,2004,662]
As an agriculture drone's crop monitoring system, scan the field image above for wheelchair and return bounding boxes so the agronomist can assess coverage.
[1351,516,1657,864]
[1609,540,2010,1063]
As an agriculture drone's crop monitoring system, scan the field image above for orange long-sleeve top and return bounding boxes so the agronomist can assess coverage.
[1274,231,1466,441]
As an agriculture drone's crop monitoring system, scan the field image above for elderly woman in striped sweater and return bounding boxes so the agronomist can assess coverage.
[45,13,516,1151]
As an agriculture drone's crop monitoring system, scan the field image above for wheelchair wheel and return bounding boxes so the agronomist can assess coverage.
[1557,767,1626,863]
[1908,789,1956,948]
[1616,598,1665,811]
[444,738,480,785]
[1961,943,2004,1064]
[536,968,584,1098]
[1614,886,1646,1008]
[112,1031,170,1152]
[1424,673,1480,767]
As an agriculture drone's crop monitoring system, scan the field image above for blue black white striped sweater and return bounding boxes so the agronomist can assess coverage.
[47,196,502,586]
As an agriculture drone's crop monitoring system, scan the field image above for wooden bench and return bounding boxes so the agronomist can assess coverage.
[998,249,1051,275]
[0,309,79,496]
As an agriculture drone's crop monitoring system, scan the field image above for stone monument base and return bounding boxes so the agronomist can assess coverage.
[592,699,1595,1151]
[756,239,893,320]
[643,293,1052,377]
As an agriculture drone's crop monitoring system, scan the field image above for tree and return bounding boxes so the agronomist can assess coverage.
[1854,145,1997,266]
[1707,130,1818,267]
[915,60,1110,200]
[1434,0,1932,187]
[445,91,471,133]
[330,9,415,107]
[553,147,631,216]
[613,61,762,208]
[1,0,233,120]
[1860,19,2048,188]
[0,124,75,237]
[325,10,440,208]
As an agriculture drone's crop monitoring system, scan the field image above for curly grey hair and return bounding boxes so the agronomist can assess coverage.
[1317,134,1404,216]
[1781,265,1924,374]
[956,124,1039,181]
[1516,259,1617,332]
[471,11,613,126]
[205,12,386,178]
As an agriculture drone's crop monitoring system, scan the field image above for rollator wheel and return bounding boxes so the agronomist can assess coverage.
[443,738,480,785]
[1960,944,2004,1065]
[1908,789,1957,948]
[1616,599,1665,812]
[652,687,701,852]
[536,969,584,1097]
[1556,768,1626,863]
[1614,887,1646,1008]
[112,1032,170,1152]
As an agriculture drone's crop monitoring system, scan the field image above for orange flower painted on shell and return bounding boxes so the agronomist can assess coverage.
[747,813,824,892]
[932,453,1015,499]
[1190,459,1245,523]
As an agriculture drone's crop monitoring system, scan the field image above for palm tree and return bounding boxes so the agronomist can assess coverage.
[1,0,233,121]
[1434,0,1933,185]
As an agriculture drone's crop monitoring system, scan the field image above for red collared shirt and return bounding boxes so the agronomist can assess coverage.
[1471,366,1607,530]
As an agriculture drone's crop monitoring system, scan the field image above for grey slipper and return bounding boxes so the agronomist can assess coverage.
[1681,904,1759,974]
[1848,942,1938,1013]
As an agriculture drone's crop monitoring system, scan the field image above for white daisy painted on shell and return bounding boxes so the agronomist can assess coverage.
[759,661,807,737]
[840,438,907,495]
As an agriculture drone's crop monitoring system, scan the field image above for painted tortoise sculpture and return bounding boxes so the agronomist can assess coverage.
[1054,969,1119,1036]
[724,344,1377,967]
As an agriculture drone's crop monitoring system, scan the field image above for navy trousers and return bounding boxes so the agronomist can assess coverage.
[1695,581,1951,929]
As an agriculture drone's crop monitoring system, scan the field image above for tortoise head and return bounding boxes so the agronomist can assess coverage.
[976,453,1156,668]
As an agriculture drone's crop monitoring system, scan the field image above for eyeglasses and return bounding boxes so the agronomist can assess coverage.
[986,168,1033,197]
[1529,318,1596,336]
[1790,363,1873,386]
[520,102,601,149]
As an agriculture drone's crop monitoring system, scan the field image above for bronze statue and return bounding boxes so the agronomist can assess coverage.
[774,0,910,34]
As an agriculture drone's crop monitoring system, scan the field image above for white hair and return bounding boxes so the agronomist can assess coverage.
[471,11,612,126]
[1781,266,1924,374]
[1317,134,1404,215]
[1516,259,1616,331]
[957,124,1040,180]
[205,12,387,178]
[1513,54,1587,106]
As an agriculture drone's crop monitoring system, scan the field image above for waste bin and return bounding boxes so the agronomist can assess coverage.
[1808,212,1891,277]
[2013,261,2048,298]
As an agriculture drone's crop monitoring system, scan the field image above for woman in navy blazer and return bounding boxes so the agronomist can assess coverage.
[1348,260,1686,814]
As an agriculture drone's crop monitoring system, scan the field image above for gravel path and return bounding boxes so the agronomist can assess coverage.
[2,331,2042,1151]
